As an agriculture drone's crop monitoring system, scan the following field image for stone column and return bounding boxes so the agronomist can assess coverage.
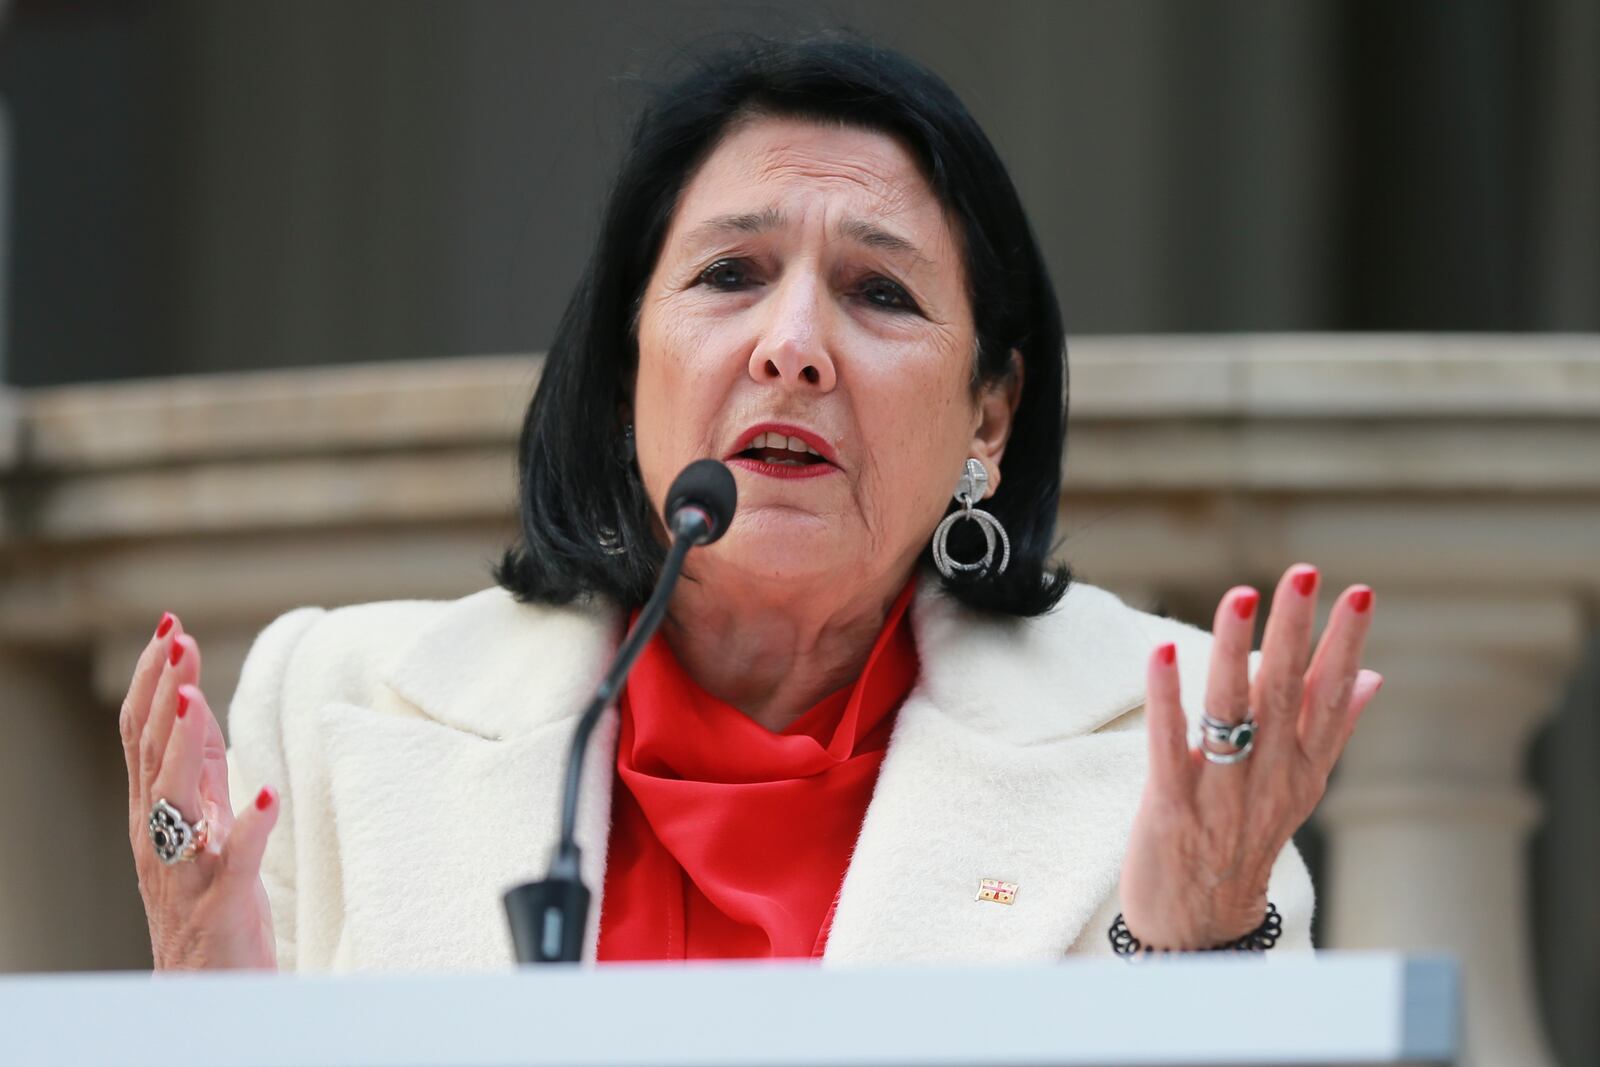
[0,646,151,971]
[1318,590,1585,1067]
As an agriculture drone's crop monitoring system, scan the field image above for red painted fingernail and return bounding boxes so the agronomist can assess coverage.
[169,640,185,667]
[1233,590,1259,619]
[155,612,176,639]
[1292,568,1319,597]
[1157,642,1176,665]
[1350,588,1373,613]
[255,786,276,811]
[176,689,190,719]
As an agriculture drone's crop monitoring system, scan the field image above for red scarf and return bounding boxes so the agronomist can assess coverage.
[596,582,918,961]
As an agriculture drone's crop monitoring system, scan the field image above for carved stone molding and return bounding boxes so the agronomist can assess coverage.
[1,335,1594,1065]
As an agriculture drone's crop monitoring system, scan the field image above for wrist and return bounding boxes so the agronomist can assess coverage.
[1110,902,1282,957]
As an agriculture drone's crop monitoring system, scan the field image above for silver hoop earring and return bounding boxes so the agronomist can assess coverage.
[932,459,1010,579]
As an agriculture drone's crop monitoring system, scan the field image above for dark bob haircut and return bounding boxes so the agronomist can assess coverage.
[496,34,1071,616]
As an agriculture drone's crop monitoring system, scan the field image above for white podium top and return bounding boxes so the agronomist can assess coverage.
[1,952,1457,1067]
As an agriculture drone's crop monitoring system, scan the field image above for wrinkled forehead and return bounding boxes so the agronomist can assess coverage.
[665,114,964,266]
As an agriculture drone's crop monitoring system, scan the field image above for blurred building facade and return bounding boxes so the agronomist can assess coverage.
[0,3,1596,1066]
[1,339,1596,1067]
[0,0,1596,387]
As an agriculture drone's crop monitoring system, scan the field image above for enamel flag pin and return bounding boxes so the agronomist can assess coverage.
[976,878,1018,905]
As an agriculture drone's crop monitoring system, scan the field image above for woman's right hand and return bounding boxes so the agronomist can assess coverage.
[120,612,280,970]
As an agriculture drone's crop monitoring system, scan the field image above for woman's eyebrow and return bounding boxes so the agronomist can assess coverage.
[835,217,930,266]
[684,206,788,247]
[681,207,930,267]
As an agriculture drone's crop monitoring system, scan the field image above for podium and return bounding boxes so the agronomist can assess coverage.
[1,952,1457,1066]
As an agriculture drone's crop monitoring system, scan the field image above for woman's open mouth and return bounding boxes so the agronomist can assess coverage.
[729,430,840,479]
[735,431,829,467]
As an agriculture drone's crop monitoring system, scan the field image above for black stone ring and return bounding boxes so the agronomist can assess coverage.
[1199,712,1257,765]
[148,797,208,866]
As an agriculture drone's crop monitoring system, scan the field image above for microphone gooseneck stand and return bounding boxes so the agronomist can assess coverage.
[504,459,736,964]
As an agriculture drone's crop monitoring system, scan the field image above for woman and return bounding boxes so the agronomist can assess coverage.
[122,38,1380,970]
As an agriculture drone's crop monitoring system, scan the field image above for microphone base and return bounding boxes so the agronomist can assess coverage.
[504,876,591,964]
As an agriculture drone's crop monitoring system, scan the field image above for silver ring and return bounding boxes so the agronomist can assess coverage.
[148,797,208,866]
[1199,712,1257,765]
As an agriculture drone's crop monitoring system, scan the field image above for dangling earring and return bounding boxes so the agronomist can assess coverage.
[932,458,1011,579]
[598,424,636,557]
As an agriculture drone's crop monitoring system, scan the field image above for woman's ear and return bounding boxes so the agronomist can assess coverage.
[968,350,1024,497]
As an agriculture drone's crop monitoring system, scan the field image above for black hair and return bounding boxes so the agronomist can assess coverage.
[495,34,1071,616]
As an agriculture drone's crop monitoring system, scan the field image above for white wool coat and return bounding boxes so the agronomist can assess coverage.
[225,578,1314,971]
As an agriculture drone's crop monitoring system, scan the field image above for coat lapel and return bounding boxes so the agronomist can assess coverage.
[318,589,622,970]
[823,580,1158,962]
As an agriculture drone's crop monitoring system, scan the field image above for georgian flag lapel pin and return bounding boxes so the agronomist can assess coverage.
[976,878,1018,905]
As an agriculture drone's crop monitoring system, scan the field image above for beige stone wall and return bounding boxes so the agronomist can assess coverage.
[1,336,1595,1065]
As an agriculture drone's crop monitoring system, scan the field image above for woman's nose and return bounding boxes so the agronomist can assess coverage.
[747,277,838,391]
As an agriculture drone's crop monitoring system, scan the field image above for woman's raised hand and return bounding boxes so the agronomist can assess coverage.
[120,613,279,970]
[1119,564,1383,948]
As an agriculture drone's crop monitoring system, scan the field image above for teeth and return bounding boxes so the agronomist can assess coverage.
[747,431,822,458]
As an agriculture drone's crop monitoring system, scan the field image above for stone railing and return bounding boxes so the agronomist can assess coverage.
[2,336,1595,1066]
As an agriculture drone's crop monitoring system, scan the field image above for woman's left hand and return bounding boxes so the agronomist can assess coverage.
[1118,563,1383,948]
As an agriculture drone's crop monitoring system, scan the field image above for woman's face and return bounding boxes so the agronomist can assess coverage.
[633,115,1018,595]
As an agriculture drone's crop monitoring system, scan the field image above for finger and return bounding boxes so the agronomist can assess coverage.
[1299,586,1376,768]
[151,684,209,827]
[198,709,235,839]
[140,633,203,792]
[1300,666,1382,786]
[1344,669,1385,741]
[219,786,279,889]
[1203,586,1259,726]
[1144,642,1194,800]
[1250,564,1320,749]
[122,613,182,808]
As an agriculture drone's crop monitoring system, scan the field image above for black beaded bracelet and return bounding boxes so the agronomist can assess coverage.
[1108,902,1282,957]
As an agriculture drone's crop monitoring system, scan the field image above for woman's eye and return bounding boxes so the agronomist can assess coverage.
[698,259,755,290]
[859,277,919,313]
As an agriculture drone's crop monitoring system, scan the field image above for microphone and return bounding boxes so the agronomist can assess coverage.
[504,459,737,963]
[665,457,738,547]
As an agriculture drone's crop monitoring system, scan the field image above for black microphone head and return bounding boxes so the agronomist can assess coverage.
[665,459,738,545]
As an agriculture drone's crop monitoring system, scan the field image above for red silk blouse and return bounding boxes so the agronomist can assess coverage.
[596,582,918,961]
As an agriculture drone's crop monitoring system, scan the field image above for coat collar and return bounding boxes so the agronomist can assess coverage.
[378,577,1152,745]
[381,587,623,741]
[908,578,1150,743]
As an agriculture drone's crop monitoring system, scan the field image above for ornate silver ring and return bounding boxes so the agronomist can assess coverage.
[1199,712,1257,765]
[148,797,208,866]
